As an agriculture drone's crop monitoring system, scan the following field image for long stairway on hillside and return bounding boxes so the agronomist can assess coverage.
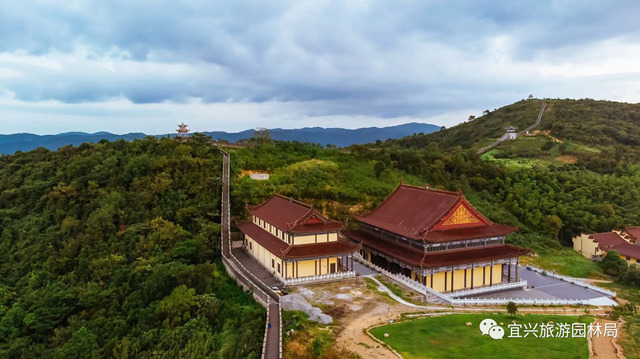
[218,148,282,359]
[477,100,547,155]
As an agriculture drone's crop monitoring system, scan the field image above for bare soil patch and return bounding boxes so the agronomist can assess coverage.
[556,155,578,164]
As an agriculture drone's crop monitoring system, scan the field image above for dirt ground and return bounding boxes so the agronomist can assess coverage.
[292,276,618,359]
[292,277,429,358]
[589,319,625,359]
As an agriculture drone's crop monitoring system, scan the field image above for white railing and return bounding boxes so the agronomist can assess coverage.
[353,253,452,302]
[451,297,588,305]
[283,271,356,285]
[261,298,271,359]
[450,280,528,298]
[354,254,593,306]
[526,265,616,297]
[278,301,283,359]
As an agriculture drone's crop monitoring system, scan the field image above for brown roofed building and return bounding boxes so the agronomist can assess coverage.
[573,228,640,264]
[238,194,360,284]
[344,183,529,294]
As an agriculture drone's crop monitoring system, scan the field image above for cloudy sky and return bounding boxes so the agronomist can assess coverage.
[2,0,640,135]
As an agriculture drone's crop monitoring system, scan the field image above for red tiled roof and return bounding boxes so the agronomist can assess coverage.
[238,222,289,255]
[344,230,529,268]
[589,232,626,248]
[354,184,516,242]
[354,184,460,240]
[238,222,358,259]
[609,243,640,259]
[624,226,640,241]
[247,194,343,234]
[282,241,360,259]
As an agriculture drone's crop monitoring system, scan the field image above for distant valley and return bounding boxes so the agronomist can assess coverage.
[0,122,440,154]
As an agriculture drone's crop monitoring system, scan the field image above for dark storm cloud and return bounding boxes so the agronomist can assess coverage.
[0,0,639,120]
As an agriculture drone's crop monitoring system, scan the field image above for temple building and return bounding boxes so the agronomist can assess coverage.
[573,227,640,264]
[344,184,530,293]
[238,194,360,284]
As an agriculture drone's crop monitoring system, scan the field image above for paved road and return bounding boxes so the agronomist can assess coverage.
[353,260,379,276]
[232,248,283,289]
[264,301,281,359]
[468,265,607,301]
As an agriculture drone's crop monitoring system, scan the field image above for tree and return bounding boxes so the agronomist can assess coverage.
[506,301,518,316]
[601,251,628,276]
[528,94,534,100]
[54,327,98,359]
[468,115,476,121]
[619,264,640,286]
[483,110,490,116]
[252,127,272,147]
[374,161,386,178]
[543,215,563,239]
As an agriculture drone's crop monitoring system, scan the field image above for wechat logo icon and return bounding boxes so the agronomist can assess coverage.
[479,318,504,340]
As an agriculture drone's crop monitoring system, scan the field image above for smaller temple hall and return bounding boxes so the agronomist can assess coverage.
[238,194,360,284]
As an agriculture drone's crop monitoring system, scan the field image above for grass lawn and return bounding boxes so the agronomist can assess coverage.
[520,249,605,279]
[370,313,592,359]
[375,276,425,305]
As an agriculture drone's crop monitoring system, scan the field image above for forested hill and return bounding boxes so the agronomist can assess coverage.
[391,99,640,168]
[0,122,439,154]
[0,137,264,358]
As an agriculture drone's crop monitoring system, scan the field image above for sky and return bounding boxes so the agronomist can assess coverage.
[1,0,640,135]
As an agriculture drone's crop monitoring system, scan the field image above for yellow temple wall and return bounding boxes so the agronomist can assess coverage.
[453,269,466,291]
[573,234,600,259]
[294,232,338,245]
[285,257,340,278]
[245,235,284,278]
[294,235,316,245]
[473,266,484,286]
[432,272,446,292]
[491,264,502,285]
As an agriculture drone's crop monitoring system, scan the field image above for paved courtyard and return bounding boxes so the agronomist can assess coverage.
[232,247,283,288]
[353,260,378,276]
[354,260,616,306]
[466,265,614,304]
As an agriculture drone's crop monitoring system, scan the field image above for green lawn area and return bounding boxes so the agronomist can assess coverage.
[370,313,593,359]
[520,249,605,279]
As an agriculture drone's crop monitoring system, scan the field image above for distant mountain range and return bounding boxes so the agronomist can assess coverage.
[0,122,440,154]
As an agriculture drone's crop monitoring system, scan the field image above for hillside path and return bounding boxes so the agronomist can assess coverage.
[477,100,547,154]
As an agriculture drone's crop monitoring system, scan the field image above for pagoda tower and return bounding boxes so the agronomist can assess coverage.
[176,123,190,138]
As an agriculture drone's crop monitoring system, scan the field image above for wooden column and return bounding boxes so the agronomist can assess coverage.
[516,257,519,281]
[450,266,455,291]
[285,261,288,279]
[464,268,467,288]
[508,259,512,282]
[471,263,475,289]
[444,271,448,292]
[430,268,434,288]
